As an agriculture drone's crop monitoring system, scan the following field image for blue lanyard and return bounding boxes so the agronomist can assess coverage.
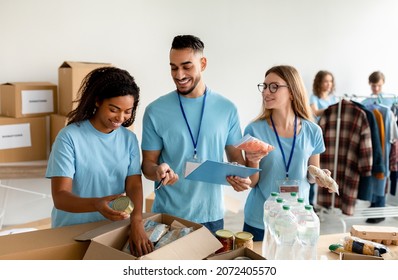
[270,114,297,179]
[177,89,207,159]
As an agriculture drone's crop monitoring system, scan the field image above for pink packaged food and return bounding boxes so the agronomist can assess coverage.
[234,134,275,153]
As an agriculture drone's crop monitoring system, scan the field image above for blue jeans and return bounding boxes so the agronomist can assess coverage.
[309,183,315,205]
[201,219,224,235]
[243,222,264,242]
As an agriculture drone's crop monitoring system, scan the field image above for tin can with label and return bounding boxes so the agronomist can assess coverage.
[215,229,235,253]
[234,231,254,250]
[110,196,134,214]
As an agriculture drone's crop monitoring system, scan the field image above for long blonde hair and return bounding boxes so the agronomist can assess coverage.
[255,65,313,122]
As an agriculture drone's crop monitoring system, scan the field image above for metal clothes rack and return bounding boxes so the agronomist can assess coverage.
[318,94,398,232]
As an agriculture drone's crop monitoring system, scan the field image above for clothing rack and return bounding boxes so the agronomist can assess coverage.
[318,94,398,232]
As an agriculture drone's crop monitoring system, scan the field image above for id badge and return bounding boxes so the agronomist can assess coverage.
[277,179,300,199]
[184,156,202,178]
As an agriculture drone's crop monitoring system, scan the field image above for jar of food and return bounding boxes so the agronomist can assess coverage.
[235,231,254,250]
[215,229,235,253]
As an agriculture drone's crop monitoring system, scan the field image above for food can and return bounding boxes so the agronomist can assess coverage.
[234,231,254,250]
[215,229,235,253]
[111,196,134,214]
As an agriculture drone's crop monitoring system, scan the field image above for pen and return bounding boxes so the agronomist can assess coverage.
[155,177,165,190]
[155,170,170,190]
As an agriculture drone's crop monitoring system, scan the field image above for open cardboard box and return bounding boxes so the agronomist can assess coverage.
[206,247,265,260]
[75,213,222,260]
[0,220,108,260]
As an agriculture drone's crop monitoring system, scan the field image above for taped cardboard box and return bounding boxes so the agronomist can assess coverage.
[75,213,222,260]
[58,61,112,116]
[0,82,57,118]
[206,247,265,260]
[0,220,108,260]
[0,116,48,163]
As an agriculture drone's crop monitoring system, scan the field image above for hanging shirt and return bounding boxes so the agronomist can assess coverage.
[318,99,373,215]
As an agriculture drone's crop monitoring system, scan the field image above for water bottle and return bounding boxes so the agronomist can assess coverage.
[296,204,320,260]
[262,192,279,258]
[274,204,298,260]
[264,197,284,259]
[290,197,305,217]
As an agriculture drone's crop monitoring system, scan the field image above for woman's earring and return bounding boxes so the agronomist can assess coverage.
[93,107,97,115]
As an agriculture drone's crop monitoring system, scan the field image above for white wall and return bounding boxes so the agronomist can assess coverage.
[1,0,398,210]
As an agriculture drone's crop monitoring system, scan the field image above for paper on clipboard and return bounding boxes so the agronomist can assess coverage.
[185,160,261,186]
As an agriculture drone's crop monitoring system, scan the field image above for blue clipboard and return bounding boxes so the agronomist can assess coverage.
[185,160,261,186]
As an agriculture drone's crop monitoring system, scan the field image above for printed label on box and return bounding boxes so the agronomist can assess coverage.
[21,90,54,114]
[0,123,31,150]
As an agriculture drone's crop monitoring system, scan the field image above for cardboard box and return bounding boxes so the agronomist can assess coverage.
[206,247,265,260]
[0,116,48,163]
[75,213,222,260]
[0,82,57,118]
[50,114,68,148]
[0,220,108,260]
[339,252,383,260]
[58,61,112,116]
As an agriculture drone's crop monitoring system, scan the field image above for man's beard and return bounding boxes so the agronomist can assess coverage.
[176,79,199,96]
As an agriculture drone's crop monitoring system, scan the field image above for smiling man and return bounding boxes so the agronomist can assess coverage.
[141,35,251,233]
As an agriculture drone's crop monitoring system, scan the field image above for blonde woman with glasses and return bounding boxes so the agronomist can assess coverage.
[242,65,331,241]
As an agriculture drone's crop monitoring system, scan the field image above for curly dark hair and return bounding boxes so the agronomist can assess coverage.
[67,66,140,127]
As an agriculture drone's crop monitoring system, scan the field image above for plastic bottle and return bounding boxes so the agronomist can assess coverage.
[262,192,279,258]
[274,204,299,260]
[290,197,305,217]
[265,197,285,259]
[296,204,320,260]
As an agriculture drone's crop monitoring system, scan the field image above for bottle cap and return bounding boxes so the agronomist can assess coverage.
[111,196,134,214]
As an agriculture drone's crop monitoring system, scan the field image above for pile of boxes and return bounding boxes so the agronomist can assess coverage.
[0,61,111,163]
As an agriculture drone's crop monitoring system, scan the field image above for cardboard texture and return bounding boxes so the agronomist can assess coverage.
[206,247,265,260]
[50,113,68,148]
[0,220,108,260]
[0,116,48,162]
[350,225,398,245]
[58,61,112,116]
[0,82,57,118]
[75,213,223,260]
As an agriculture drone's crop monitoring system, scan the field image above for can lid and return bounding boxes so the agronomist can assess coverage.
[111,196,134,214]
[215,229,234,238]
[235,231,254,240]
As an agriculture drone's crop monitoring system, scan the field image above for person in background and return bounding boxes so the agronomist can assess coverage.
[243,65,331,241]
[46,66,153,257]
[141,34,251,234]
[308,70,339,206]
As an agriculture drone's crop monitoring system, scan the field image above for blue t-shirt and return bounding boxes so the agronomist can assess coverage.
[46,120,141,227]
[243,118,325,230]
[141,88,242,223]
[309,94,338,122]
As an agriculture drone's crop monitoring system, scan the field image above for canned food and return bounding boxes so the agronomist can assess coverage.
[111,196,134,214]
[234,231,254,250]
[215,229,235,253]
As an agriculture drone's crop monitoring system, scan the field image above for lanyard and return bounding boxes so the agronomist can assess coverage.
[270,114,297,179]
[177,89,207,159]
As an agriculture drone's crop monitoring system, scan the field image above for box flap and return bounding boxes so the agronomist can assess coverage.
[206,247,265,260]
[59,61,111,69]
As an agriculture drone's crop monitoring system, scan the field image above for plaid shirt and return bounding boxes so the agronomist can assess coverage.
[318,99,373,215]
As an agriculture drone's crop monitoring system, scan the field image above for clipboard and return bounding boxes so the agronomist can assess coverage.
[185,160,261,186]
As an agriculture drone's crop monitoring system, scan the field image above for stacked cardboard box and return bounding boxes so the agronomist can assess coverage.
[50,61,112,148]
[0,82,57,162]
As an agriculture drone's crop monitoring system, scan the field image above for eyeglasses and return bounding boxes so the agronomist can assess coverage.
[257,82,289,94]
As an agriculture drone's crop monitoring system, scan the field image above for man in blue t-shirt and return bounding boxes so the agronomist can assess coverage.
[141,35,251,233]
